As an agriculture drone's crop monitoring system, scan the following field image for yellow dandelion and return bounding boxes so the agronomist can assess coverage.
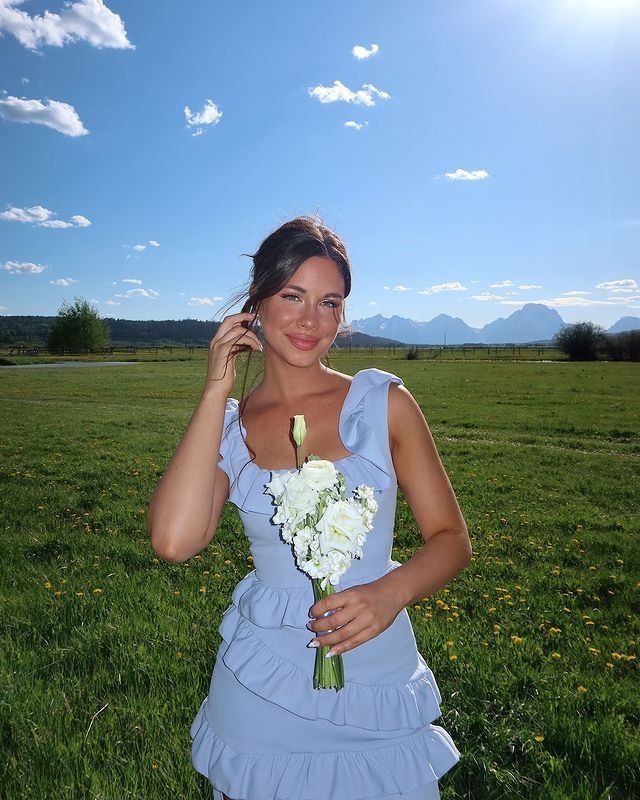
[203,571,210,575]
[551,652,561,659]
[176,652,183,659]
[534,735,544,743]
[76,592,84,596]
[577,686,587,693]
[616,559,623,565]
[54,590,62,597]
[152,762,158,769]
[173,591,180,596]
[493,624,501,632]
[224,559,232,565]
[606,662,614,669]
[488,607,496,613]
[199,586,206,593]
[446,641,455,647]
[44,581,52,589]
[511,636,524,645]
[93,588,103,594]
[449,654,458,660]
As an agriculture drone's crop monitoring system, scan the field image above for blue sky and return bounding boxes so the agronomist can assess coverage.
[1,0,639,328]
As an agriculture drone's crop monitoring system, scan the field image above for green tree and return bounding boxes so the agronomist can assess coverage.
[47,297,111,354]
[553,321,606,361]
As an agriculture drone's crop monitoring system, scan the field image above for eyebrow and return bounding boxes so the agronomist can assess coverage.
[284,284,344,300]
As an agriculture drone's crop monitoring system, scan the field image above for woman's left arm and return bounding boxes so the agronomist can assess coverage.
[307,383,472,655]
[374,382,473,607]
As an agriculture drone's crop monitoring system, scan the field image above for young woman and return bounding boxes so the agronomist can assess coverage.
[148,216,471,800]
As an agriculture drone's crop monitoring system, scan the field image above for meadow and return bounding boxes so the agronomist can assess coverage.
[0,350,638,800]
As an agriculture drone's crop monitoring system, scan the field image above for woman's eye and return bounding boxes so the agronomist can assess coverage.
[281,294,336,308]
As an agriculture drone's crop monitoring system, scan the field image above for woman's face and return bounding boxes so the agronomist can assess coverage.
[258,256,346,360]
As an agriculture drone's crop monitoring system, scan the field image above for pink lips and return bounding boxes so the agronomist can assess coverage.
[287,335,319,350]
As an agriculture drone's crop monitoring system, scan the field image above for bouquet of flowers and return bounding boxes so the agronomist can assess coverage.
[265,415,378,691]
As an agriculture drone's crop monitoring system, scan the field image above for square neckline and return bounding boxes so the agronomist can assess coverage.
[235,371,362,474]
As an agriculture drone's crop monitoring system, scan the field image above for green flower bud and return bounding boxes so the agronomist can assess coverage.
[292,414,307,447]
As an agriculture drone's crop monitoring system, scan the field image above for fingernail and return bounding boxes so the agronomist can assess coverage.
[307,640,319,648]
[325,648,337,658]
[306,622,314,630]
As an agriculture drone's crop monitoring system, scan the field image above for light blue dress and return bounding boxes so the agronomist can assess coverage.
[190,368,461,800]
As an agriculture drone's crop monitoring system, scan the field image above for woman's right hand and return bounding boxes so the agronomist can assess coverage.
[204,312,262,396]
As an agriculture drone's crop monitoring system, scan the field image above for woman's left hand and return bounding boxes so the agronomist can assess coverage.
[306,581,404,657]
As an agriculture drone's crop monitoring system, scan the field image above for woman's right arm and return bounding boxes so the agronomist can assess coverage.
[146,312,261,563]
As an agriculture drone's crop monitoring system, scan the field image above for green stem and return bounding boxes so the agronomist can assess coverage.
[311,578,345,691]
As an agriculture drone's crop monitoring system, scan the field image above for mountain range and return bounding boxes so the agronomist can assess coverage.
[349,304,640,345]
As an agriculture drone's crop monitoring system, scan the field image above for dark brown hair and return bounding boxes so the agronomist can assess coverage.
[214,214,353,476]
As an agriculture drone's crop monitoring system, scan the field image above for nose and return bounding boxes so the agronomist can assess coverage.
[297,303,319,330]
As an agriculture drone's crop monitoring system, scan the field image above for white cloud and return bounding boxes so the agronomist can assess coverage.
[519,284,542,290]
[0,0,134,51]
[114,288,160,299]
[1,260,46,274]
[596,278,637,292]
[0,304,7,310]
[430,281,468,293]
[0,95,88,136]
[498,295,640,308]
[472,293,505,301]
[104,299,120,305]
[443,168,489,181]
[561,290,590,296]
[184,99,222,136]
[369,300,378,306]
[388,284,411,292]
[122,278,142,284]
[352,43,379,60]
[70,214,90,227]
[188,296,223,306]
[49,277,77,286]
[308,80,391,107]
[489,280,514,288]
[126,240,158,253]
[0,204,92,227]
[344,120,368,131]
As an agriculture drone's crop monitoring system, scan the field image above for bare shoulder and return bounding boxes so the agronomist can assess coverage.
[388,381,423,452]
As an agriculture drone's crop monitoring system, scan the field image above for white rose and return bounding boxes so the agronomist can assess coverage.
[315,499,366,557]
[280,472,318,522]
[299,459,338,493]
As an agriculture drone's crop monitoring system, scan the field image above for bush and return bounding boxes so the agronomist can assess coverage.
[603,330,640,362]
[406,347,420,360]
[47,297,110,354]
[553,321,607,361]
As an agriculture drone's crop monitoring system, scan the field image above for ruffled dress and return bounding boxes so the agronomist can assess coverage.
[190,368,461,800]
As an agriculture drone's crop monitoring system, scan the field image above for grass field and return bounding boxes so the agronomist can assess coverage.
[0,353,638,799]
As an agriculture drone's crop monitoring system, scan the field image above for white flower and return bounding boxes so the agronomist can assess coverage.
[299,459,338,493]
[265,472,293,501]
[315,499,367,557]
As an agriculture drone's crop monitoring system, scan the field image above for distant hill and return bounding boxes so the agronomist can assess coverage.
[351,303,566,344]
[0,315,402,349]
[1,308,638,348]
[608,316,640,334]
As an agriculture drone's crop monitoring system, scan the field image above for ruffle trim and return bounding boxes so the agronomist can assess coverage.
[191,700,461,800]
[218,606,445,732]
[217,369,404,514]
[230,562,402,630]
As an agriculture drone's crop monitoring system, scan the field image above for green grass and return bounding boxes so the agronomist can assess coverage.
[0,354,638,799]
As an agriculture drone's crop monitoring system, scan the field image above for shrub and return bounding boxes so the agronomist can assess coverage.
[603,330,640,362]
[553,321,607,361]
[406,347,420,360]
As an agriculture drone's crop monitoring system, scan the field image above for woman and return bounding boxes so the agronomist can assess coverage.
[148,216,472,800]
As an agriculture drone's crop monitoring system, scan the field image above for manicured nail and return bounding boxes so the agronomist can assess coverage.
[325,648,337,658]
[307,640,320,648]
